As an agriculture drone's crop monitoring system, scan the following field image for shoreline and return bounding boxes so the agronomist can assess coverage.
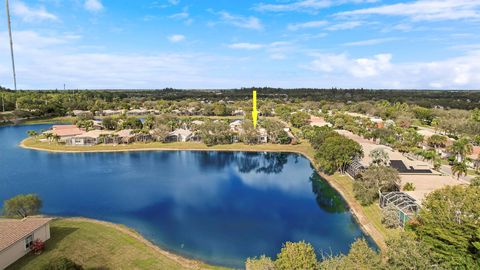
[20,138,387,252]
[59,217,218,270]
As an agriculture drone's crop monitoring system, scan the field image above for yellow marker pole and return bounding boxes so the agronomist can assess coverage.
[252,90,258,129]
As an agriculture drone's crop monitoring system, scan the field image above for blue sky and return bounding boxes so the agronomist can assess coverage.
[1,0,480,89]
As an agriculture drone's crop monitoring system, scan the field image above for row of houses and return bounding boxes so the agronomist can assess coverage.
[73,108,247,118]
[45,125,197,146]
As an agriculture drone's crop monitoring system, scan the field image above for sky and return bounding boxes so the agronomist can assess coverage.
[0,0,480,90]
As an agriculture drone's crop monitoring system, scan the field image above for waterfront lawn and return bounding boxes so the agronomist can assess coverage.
[22,136,315,155]
[21,116,75,125]
[330,174,401,242]
[8,219,225,270]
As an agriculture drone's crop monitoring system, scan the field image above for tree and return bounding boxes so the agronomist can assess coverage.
[354,165,400,205]
[413,185,480,268]
[213,103,228,116]
[261,119,286,143]
[41,257,84,270]
[306,126,336,150]
[3,194,42,218]
[381,203,400,229]
[471,176,480,187]
[384,232,435,270]
[76,120,93,131]
[449,137,473,162]
[290,112,310,128]
[275,241,318,270]
[121,117,143,130]
[315,135,363,174]
[369,148,389,166]
[143,115,155,130]
[427,134,448,149]
[319,239,381,270]
[27,130,38,137]
[102,116,117,130]
[451,161,468,180]
[277,130,291,144]
[240,120,259,144]
[245,255,275,270]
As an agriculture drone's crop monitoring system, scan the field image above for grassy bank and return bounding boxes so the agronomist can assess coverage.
[8,218,226,270]
[21,137,315,155]
[20,116,75,125]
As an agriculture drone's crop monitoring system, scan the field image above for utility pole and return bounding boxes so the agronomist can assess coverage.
[6,0,17,90]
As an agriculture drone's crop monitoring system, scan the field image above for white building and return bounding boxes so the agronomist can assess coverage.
[0,217,52,269]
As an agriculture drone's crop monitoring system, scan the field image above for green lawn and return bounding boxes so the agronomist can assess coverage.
[20,116,75,125]
[329,174,401,244]
[8,219,226,270]
[22,137,315,155]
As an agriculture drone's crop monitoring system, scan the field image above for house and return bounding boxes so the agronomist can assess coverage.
[258,128,268,144]
[229,120,243,132]
[0,217,52,269]
[166,129,193,142]
[232,109,245,116]
[101,109,124,116]
[127,109,149,116]
[116,129,135,144]
[369,117,384,128]
[66,130,113,146]
[47,125,85,142]
[191,120,205,126]
[72,110,91,117]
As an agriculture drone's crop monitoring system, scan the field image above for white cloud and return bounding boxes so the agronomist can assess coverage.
[287,20,328,31]
[337,0,480,21]
[12,1,58,22]
[217,11,263,30]
[254,0,379,13]
[84,0,104,12]
[170,11,189,19]
[228,43,265,50]
[306,51,480,88]
[168,34,186,43]
[309,53,392,78]
[326,21,363,31]
[343,37,401,46]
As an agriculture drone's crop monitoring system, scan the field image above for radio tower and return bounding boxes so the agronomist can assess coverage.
[6,0,17,90]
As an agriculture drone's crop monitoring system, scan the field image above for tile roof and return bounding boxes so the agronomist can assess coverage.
[0,217,52,251]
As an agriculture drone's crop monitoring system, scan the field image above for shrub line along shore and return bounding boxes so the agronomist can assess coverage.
[20,138,388,254]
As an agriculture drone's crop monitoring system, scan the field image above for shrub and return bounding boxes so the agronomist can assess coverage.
[41,257,84,270]
[245,255,275,270]
[31,239,45,254]
[403,182,415,191]
[382,203,401,229]
[275,241,318,270]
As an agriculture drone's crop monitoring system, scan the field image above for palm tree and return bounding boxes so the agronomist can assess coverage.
[451,162,468,181]
[449,138,473,162]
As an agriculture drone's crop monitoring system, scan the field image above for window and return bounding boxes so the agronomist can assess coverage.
[25,234,33,250]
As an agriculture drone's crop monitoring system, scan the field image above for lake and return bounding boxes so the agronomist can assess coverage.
[0,124,373,268]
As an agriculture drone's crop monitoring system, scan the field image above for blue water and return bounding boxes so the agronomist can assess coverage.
[0,124,373,268]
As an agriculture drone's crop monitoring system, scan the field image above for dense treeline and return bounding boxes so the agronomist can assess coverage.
[1,88,479,114]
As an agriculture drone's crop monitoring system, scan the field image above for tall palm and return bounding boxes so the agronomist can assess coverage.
[449,138,473,162]
[451,162,468,181]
